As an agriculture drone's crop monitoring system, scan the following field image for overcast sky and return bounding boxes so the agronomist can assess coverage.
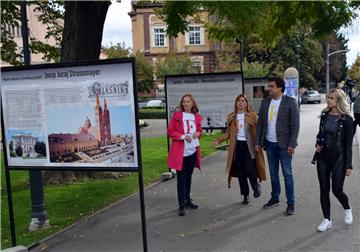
[102,0,360,67]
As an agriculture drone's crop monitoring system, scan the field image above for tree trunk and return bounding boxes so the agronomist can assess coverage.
[44,0,125,183]
[60,1,110,61]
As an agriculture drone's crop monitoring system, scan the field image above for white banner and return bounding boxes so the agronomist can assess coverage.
[166,73,243,128]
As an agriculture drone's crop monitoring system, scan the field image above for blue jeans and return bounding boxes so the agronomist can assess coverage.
[265,141,295,205]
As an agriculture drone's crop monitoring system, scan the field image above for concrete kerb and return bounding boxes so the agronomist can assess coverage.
[1,246,28,252]
[28,149,223,250]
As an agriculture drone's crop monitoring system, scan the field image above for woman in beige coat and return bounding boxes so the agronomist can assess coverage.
[213,94,266,204]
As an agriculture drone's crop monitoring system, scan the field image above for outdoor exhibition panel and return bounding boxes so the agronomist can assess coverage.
[165,72,244,129]
[1,59,140,171]
[1,58,148,251]
[284,77,299,99]
[244,78,269,113]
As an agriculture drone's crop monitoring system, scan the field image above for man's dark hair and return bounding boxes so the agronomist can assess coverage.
[268,77,285,93]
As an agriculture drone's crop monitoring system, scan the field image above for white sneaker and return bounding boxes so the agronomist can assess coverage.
[344,209,353,225]
[317,219,332,232]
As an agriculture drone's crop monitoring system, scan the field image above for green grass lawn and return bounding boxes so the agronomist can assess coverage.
[1,133,220,249]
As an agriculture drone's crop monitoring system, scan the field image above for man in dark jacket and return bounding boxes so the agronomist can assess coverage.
[255,76,300,215]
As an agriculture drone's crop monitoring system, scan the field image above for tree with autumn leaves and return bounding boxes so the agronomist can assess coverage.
[2,1,359,86]
[348,55,360,83]
[159,1,359,88]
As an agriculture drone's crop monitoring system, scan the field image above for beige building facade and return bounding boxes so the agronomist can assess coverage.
[1,5,107,67]
[129,1,221,78]
[1,5,60,66]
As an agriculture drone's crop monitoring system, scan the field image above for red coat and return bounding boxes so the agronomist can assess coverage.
[167,111,202,171]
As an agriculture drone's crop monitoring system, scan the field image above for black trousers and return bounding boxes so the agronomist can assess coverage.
[177,152,196,207]
[317,149,350,220]
[353,113,360,135]
[234,140,258,196]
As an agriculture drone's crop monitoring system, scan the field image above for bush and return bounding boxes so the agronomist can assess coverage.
[139,107,166,119]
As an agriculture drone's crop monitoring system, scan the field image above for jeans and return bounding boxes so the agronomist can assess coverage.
[317,148,350,219]
[265,140,295,205]
[177,152,196,207]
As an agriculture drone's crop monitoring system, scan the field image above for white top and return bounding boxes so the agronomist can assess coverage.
[236,113,246,141]
[266,97,282,143]
[182,112,199,156]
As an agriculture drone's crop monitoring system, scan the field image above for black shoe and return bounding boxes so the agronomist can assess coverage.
[185,200,198,209]
[263,198,280,209]
[286,204,295,215]
[242,195,250,204]
[178,206,185,216]
[253,184,261,198]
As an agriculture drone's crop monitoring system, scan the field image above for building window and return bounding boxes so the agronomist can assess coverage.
[15,26,21,37]
[152,58,158,79]
[189,26,201,45]
[4,23,21,37]
[154,28,165,47]
[191,60,202,73]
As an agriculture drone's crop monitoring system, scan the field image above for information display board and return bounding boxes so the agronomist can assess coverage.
[1,59,139,170]
[284,77,299,101]
[165,72,243,129]
[284,67,300,105]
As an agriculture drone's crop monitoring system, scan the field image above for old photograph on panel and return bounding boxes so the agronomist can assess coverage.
[253,86,265,99]
[7,129,47,160]
[46,95,134,165]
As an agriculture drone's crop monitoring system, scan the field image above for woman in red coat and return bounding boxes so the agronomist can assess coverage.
[167,94,202,216]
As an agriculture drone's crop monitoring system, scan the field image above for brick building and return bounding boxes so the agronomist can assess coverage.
[128,1,225,97]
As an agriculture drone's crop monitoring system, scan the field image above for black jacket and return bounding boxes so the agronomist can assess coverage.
[316,111,353,169]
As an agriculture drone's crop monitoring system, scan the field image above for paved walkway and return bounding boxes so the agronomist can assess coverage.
[140,119,167,138]
[31,104,360,252]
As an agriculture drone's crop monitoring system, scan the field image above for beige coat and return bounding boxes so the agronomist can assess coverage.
[216,111,266,187]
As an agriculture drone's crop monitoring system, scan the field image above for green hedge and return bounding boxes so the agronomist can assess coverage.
[139,107,166,119]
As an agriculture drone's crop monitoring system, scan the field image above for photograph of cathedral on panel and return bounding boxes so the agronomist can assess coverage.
[47,94,135,165]
[7,129,47,160]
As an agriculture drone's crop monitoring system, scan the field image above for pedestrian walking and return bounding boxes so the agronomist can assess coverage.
[255,76,300,215]
[314,88,353,232]
[167,94,202,216]
[213,94,266,204]
[351,81,360,136]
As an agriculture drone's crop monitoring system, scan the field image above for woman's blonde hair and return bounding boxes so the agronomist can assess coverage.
[322,88,351,116]
[233,94,250,113]
[179,93,199,113]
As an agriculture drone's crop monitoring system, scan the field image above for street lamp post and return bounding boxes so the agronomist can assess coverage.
[326,43,349,94]
[20,1,50,232]
[236,37,244,72]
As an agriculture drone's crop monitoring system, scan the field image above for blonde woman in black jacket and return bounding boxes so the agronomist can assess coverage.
[315,88,353,232]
